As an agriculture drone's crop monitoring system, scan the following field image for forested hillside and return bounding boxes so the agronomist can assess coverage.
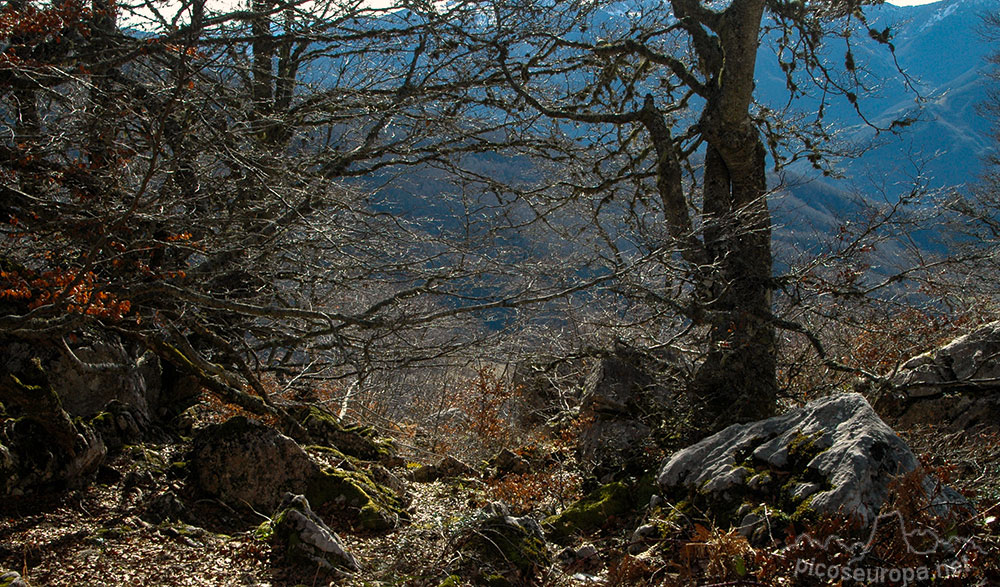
[1,0,999,584]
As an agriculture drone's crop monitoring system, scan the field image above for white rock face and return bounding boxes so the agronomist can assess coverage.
[658,393,968,525]
[892,321,1000,395]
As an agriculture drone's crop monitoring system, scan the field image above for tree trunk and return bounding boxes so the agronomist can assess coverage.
[688,0,776,431]
[693,138,777,431]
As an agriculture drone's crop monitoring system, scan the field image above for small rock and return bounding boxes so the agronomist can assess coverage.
[412,455,477,483]
[628,524,660,555]
[142,490,188,524]
[0,570,30,587]
[268,493,360,573]
[437,455,478,478]
[489,448,530,477]
[738,513,763,538]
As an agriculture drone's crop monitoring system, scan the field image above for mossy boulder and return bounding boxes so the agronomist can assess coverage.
[0,570,29,587]
[657,393,971,532]
[460,506,550,584]
[543,481,635,542]
[192,416,406,530]
[306,467,408,531]
[289,405,397,462]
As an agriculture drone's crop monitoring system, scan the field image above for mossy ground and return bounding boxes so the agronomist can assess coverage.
[543,480,636,542]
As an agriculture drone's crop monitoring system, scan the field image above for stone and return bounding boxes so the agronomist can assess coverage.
[191,416,406,529]
[265,493,360,573]
[142,490,189,524]
[737,513,764,538]
[489,448,530,477]
[305,467,408,531]
[574,345,685,476]
[0,570,29,587]
[412,455,478,483]
[882,322,1000,431]
[891,322,1000,394]
[658,393,970,527]
[90,400,144,453]
[289,405,396,462]
[192,416,320,511]
[2,336,162,425]
[460,507,550,582]
[543,481,635,542]
[1,414,106,495]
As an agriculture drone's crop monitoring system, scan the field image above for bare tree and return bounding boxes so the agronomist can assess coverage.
[406,0,913,430]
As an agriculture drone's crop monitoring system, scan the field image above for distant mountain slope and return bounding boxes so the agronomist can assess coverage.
[760,0,994,192]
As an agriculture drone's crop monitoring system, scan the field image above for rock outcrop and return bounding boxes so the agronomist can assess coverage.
[883,321,1000,431]
[1,359,106,495]
[191,416,407,530]
[262,493,360,574]
[2,335,161,425]
[575,345,685,476]
[657,393,969,528]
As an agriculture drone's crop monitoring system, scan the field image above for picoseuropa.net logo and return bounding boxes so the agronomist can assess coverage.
[792,510,979,585]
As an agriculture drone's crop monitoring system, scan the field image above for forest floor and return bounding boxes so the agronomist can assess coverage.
[2,412,1000,586]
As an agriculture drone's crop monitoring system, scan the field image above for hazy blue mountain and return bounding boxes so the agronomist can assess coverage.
[361,0,995,269]
[761,0,994,193]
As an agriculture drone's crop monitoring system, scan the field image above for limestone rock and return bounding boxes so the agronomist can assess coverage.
[891,321,1000,394]
[412,455,478,482]
[557,542,601,571]
[305,467,408,531]
[192,416,320,511]
[0,570,30,587]
[289,405,397,462]
[266,493,360,573]
[2,337,161,424]
[884,322,1000,431]
[89,400,144,453]
[192,416,407,530]
[658,393,969,527]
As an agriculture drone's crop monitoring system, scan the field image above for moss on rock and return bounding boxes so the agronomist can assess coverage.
[305,467,407,531]
[291,405,397,462]
[543,481,634,542]
[462,514,549,585]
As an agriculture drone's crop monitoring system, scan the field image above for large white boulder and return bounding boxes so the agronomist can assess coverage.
[658,393,968,526]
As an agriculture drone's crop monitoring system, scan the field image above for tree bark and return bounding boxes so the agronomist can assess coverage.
[687,0,777,430]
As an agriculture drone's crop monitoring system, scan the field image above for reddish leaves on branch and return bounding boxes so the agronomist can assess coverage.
[0,0,92,69]
[0,267,133,321]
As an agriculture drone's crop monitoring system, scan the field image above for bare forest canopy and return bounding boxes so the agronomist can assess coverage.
[2,0,999,433]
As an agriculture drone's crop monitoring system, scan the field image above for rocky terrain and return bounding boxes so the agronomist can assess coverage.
[3,326,1000,586]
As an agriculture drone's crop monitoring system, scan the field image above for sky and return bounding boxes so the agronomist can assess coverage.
[887,0,943,5]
